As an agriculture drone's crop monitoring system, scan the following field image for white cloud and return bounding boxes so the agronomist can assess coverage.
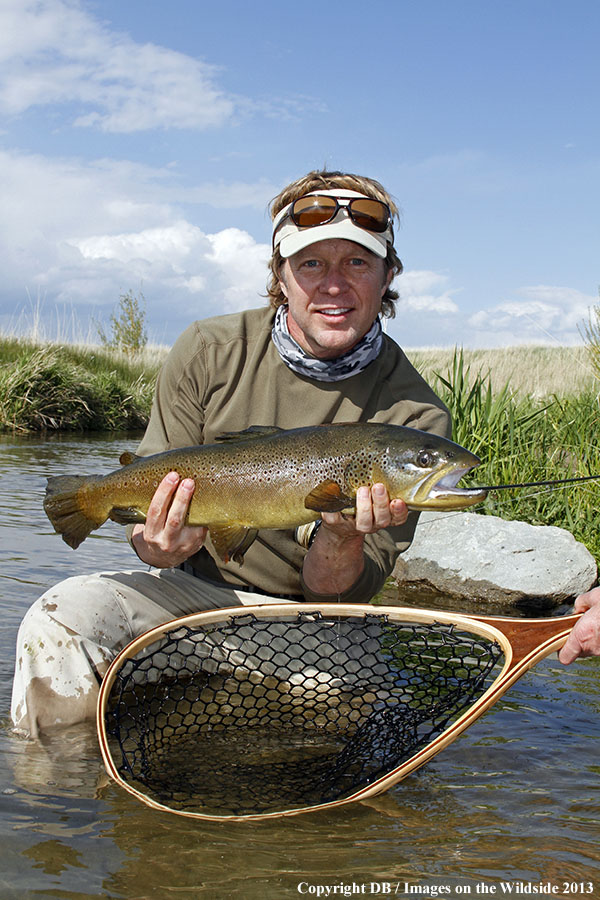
[73,222,210,267]
[69,221,270,314]
[0,0,234,132]
[396,270,460,315]
[0,0,323,133]
[205,229,271,312]
[468,285,596,345]
[0,146,274,340]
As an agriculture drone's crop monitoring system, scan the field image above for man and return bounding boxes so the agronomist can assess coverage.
[13,168,454,737]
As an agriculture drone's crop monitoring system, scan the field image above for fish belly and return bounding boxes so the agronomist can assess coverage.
[186,477,318,529]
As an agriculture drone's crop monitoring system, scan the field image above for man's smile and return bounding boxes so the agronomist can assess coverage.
[317,307,352,317]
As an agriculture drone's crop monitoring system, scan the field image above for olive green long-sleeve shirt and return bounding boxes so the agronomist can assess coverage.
[135,306,451,602]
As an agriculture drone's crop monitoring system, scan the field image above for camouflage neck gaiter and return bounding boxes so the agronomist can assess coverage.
[271,305,383,382]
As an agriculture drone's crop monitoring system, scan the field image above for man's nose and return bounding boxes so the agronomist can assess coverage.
[319,267,347,293]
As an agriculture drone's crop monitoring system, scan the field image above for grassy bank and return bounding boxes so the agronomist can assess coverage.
[423,350,600,563]
[2,334,599,560]
[0,336,164,433]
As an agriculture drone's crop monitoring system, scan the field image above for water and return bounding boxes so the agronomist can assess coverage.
[0,434,599,899]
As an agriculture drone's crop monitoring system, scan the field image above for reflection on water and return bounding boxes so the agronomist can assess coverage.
[0,433,599,898]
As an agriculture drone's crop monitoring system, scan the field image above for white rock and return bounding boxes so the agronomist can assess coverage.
[392,511,597,612]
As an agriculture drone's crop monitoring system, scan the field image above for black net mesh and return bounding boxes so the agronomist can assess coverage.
[103,610,504,816]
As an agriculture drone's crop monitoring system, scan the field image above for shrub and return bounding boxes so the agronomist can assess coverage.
[98,290,148,356]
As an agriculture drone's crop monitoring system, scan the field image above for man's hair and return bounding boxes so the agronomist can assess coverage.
[266,169,403,318]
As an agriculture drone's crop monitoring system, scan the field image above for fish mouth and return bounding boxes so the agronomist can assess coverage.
[410,464,488,509]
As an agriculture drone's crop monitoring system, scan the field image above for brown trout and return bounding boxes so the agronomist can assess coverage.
[43,422,487,563]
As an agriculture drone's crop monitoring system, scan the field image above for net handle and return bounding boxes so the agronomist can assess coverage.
[349,609,581,805]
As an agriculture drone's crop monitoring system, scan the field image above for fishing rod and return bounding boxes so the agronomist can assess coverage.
[473,474,600,492]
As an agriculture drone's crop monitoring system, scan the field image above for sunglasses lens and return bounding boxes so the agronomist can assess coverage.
[291,196,338,227]
[348,198,390,233]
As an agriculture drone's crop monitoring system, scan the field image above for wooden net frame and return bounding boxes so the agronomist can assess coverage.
[97,603,579,821]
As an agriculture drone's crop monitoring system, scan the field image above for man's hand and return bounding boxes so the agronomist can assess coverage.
[320,483,409,537]
[131,472,207,568]
[302,484,409,596]
[559,587,600,664]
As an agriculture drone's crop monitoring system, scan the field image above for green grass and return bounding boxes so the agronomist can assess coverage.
[426,349,600,563]
[0,336,162,433]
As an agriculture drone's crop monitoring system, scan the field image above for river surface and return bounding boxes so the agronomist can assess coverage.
[0,433,599,899]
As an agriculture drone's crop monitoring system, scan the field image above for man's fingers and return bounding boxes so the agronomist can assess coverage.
[559,608,600,664]
[318,486,409,539]
[371,483,392,527]
[355,485,376,531]
[573,587,600,613]
[322,486,408,535]
[164,478,195,532]
[145,473,196,534]
[389,498,409,526]
[145,472,181,533]
[558,633,581,665]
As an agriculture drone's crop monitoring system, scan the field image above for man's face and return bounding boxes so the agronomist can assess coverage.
[279,239,393,360]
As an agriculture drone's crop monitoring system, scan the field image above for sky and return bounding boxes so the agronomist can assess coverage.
[0,0,598,349]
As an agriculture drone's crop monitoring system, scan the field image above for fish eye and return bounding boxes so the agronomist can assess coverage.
[416,450,436,468]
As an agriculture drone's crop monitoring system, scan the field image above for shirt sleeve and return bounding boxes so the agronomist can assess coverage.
[136,324,207,456]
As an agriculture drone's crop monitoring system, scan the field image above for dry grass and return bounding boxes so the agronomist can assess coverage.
[406,345,597,399]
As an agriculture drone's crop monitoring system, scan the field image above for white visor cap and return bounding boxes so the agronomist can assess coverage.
[272,189,394,259]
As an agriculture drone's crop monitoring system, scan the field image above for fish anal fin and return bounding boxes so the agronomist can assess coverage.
[208,524,259,565]
[304,480,354,513]
[109,507,147,525]
[214,426,284,444]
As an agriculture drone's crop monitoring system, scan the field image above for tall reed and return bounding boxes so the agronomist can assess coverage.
[427,350,600,561]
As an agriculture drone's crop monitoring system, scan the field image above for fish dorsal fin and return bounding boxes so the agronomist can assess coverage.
[208,524,259,565]
[119,451,141,466]
[304,480,354,513]
[214,425,284,444]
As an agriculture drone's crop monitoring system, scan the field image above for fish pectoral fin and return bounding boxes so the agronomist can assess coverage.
[304,480,354,513]
[213,425,284,443]
[208,524,259,565]
[109,507,147,525]
[119,451,141,466]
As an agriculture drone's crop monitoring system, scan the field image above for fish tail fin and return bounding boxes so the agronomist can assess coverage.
[44,475,108,549]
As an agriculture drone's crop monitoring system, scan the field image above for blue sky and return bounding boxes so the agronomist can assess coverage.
[0,0,598,348]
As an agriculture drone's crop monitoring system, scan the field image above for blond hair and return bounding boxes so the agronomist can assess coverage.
[267,169,403,317]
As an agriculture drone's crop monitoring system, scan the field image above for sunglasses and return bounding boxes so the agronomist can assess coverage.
[274,194,392,243]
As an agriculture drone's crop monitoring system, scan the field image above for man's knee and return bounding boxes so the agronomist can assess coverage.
[12,574,129,737]
[22,573,134,649]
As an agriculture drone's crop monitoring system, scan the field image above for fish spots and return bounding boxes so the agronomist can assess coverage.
[344,451,381,491]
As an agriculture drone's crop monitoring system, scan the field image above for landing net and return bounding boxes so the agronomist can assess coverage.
[102,609,504,817]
